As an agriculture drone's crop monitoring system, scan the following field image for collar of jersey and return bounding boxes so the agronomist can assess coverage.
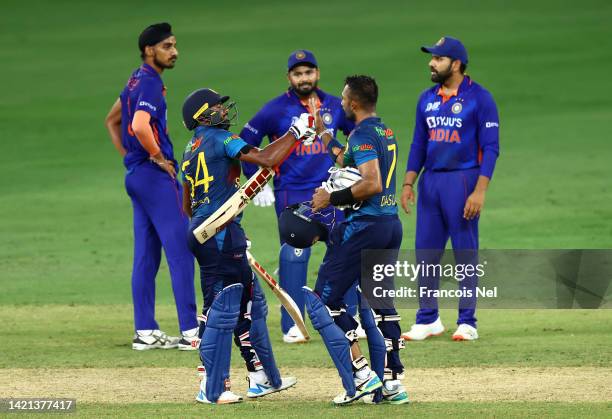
[356,116,381,127]
[140,63,163,82]
[436,76,471,103]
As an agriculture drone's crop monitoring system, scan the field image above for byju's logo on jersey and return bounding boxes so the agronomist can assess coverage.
[425,102,441,112]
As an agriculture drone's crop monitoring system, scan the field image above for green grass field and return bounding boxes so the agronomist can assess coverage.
[1,0,611,417]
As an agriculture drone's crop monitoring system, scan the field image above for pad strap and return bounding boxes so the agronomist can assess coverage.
[385,338,406,352]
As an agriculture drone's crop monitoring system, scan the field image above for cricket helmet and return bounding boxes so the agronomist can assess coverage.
[182,88,237,130]
[279,203,337,248]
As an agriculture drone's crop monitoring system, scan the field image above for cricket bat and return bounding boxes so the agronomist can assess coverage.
[246,250,310,341]
[193,167,274,244]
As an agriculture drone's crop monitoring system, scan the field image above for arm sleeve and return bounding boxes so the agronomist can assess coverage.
[477,90,500,179]
[350,131,379,166]
[135,79,163,118]
[239,106,271,178]
[406,95,428,173]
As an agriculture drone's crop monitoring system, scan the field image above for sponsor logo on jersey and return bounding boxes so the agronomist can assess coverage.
[374,127,395,138]
[243,122,258,135]
[485,122,499,128]
[138,101,157,112]
[223,134,240,145]
[451,102,463,114]
[352,144,374,152]
[425,101,441,112]
[191,137,202,151]
[426,116,463,129]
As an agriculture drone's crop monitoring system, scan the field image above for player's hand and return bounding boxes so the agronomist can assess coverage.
[308,97,325,134]
[289,113,316,145]
[253,184,275,207]
[150,152,176,179]
[401,184,416,214]
[464,190,485,220]
[312,187,331,211]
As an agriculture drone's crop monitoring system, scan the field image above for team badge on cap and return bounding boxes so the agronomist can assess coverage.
[436,37,445,46]
[295,51,306,59]
[322,112,333,125]
[451,102,462,114]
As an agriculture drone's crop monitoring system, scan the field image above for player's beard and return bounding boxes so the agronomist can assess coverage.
[431,62,452,83]
[292,80,318,97]
[154,55,177,70]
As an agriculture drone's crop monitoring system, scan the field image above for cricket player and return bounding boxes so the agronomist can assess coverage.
[104,23,198,350]
[180,88,314,404]
[401,37,500,341]
[240,50,361,343]
[303,76,408,404]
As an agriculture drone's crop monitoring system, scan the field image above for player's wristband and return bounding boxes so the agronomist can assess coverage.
[330,187,355,207]
[327,138,344,163]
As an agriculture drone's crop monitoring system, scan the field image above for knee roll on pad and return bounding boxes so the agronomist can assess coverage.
[303,287,356,396]
[249,279,281,387]
[280,243,311,263]
[200,283,243,403]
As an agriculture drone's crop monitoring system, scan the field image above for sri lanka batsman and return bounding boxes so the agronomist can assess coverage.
[180,88,315,403]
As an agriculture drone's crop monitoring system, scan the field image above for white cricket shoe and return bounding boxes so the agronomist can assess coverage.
[363,379,410,405]
[333,369,382,405]
[178,327,200,351]
[401,317,445,341]
[452,324,479,341]
[132,329,179,350]
[196,376,243,405]
[246,370,297,398]
[283,325,307,344]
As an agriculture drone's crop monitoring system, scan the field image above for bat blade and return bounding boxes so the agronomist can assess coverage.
[246,250,310,341]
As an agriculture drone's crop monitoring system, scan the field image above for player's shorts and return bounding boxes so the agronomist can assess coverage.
[314,215,402,309]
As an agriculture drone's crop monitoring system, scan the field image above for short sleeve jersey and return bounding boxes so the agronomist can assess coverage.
[343,117,398,218]
[181,126,248,220]
[119,63,175,170]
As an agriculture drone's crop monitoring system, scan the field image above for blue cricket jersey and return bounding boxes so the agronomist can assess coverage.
[119,63,176,170]
[180,126,248,221]
[406,76,500,178]
[239,89,354,191]
[343,117,398,219]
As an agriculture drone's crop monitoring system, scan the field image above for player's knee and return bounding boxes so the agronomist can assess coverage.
[279,243,311,263]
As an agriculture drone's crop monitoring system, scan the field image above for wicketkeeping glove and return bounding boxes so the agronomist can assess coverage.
[288,113,316,145]
[252,184,275,207]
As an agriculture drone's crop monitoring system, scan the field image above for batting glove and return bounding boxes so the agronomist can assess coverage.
[289,113,316,145]
[252,184,275,207]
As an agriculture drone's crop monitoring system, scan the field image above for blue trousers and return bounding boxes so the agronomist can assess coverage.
[125,162,197,332]
[415,168,480,327]
[274,189,358,334]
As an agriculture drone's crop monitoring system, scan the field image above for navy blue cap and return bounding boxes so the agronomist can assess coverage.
[421,36,468,65]
[287,50,318,71]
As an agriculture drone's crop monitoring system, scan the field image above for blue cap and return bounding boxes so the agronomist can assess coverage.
[421,36,468,65]
[287,50,318,71]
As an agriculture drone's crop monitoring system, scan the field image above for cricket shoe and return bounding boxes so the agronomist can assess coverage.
[452,324,479,341]
[283,325,308,344]
[363,379,410,405]
[246,370,297,398]
[178,327,200,351]
[401,317,445,341]
[132,329,179,350]
[196,377,243,405]
[333,369,382,405]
